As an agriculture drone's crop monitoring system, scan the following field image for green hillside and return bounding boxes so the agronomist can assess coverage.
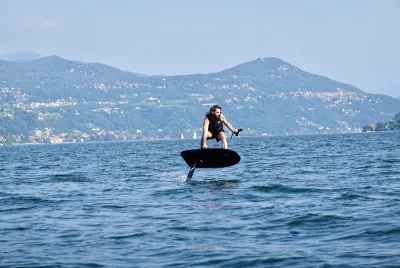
[1,56,399,145]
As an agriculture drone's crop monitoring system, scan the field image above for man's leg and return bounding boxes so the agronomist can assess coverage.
[217,132,228,149]
[201,131,213,149]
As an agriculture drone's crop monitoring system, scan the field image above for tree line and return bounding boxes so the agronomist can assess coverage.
[362,112,400,132]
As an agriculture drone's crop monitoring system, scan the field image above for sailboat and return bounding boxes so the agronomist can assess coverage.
[193,130,197,139]
[180,133,184,139]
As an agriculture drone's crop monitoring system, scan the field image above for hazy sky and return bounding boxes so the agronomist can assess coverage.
[0,0,399,97]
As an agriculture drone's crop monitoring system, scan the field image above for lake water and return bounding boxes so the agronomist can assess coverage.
[1,132,399,267]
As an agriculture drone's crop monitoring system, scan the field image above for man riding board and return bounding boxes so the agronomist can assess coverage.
[201,105,240,149]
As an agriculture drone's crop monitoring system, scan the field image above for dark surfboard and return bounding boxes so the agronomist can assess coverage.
[181,148,241,168]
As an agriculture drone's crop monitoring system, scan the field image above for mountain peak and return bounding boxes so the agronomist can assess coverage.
[32,55,70,63]
[219,57,299,76]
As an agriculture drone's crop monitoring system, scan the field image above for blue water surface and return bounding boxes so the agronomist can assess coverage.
[1,132,399,267]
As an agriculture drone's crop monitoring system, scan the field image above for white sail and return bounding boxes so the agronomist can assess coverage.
[180,133,184,139]
[193,130,197,139]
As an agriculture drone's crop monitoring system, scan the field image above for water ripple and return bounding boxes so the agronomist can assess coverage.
[1,132,399,267]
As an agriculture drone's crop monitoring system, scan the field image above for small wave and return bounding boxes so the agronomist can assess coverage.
[382,158,400,164]
[14,165,33,171]
[56,233,82,239]
[203,179,240,184]
[61,263,104,268]
[106,233,146,239]
[153,170,188,183]
[294,169,319,175]
[190,255,307,267]
[376,164,394,169]
[10,196,44,203]
[288,213,350,227]
[327,227,400,242]
[165,226,190,231]
[152,188,191,196]
[51,173,95,182]
[0,195,54,209]
[338,193,376,201]
[3,226,29,231]
[377,170,400,176]
[364,227,400,236]
[101,204,129,209]
[251,184,318,194]
[40,164,61,169]
[189,179,241,189]
[353,165,373,170]
[0,206,36,213]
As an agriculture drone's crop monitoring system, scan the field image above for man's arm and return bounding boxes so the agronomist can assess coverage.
[201,116,209,147]
[221,114,236,133]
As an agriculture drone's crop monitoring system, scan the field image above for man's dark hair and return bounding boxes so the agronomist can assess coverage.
[208,105,221,115]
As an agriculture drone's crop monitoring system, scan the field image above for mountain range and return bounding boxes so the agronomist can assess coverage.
[0,51,45,62]
[0,53,399,145]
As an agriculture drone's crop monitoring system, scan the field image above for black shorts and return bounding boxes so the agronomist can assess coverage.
[207,130,224,142]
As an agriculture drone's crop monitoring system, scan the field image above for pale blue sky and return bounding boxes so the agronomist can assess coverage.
[0,0,399,97]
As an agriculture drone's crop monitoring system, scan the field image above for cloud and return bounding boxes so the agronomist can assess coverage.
[23,16,57,28]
